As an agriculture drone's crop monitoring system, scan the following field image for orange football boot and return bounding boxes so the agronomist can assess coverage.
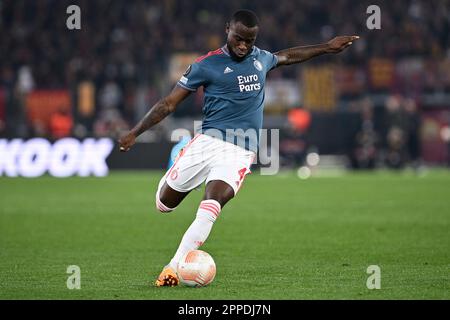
[155,266,179,287]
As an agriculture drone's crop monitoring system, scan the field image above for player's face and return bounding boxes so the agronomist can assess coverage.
[226,22,258,60]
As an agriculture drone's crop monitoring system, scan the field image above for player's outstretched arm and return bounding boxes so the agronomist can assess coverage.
[274,35,359,67]
[118,85,191,152]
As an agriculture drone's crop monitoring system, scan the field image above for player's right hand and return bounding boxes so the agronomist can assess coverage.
[118,132,136,152]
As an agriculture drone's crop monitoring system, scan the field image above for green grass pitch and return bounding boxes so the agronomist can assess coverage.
[0,170,449,299]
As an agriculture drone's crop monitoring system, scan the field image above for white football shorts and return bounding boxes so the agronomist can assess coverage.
[158,134,256,196]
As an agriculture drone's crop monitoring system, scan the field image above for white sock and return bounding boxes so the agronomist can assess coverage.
[169,199,221,271]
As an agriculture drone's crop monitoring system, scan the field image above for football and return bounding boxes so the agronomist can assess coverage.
[178,250,216,287]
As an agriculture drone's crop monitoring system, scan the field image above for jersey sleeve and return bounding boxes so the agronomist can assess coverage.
[261,50,279,72]
[176,62,207,91]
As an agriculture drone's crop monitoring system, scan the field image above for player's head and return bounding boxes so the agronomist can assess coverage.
[226,10,259,61]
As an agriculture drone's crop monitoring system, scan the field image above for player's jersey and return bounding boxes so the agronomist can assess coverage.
[177,45,278,152]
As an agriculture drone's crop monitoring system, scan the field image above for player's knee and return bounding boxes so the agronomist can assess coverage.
[155,194,175,213]
[204,180,235,208]
[204,192,234,209]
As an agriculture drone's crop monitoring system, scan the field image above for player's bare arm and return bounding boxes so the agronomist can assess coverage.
[274,35,360,67]
[118,85,191,152]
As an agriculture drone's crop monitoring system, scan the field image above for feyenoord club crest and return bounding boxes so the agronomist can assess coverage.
[253,59,263,71]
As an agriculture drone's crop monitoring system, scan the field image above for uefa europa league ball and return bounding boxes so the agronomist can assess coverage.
[178,250,216,287]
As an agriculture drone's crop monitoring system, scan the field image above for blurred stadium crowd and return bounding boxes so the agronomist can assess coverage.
[1,0,449,168]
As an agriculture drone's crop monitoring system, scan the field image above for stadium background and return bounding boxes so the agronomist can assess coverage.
[1,0,450,171]
[1,0,449,300]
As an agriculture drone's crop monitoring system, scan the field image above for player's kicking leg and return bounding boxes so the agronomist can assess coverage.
[154,134,210,286]
[154,182,191,286]
[154,133,254,287]
[156,180,235,287]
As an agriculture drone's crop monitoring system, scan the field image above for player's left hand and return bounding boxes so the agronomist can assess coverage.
[326,36,360,53]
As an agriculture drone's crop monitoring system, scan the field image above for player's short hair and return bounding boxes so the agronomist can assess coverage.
[230,9,259,28]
